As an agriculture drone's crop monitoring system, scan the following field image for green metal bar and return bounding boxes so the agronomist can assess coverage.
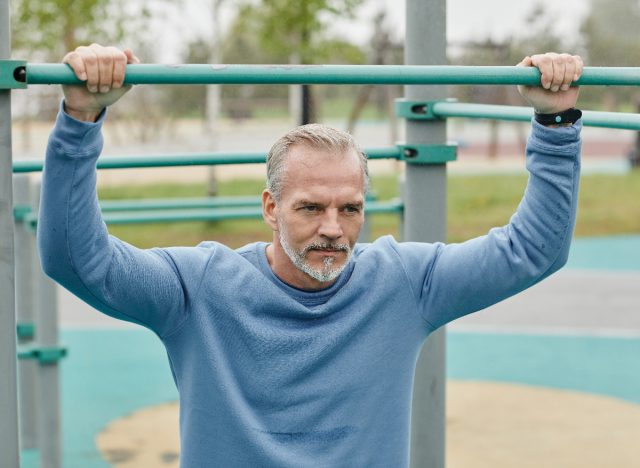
[100,192,378,212]
[25,199,403,228]
[20,63,640,86]
[99,196,264,212]
[101,199,403,224]
[17,345,67,364]
[12,147,401,173]
[431,102,640,130]
[16,322,35,340]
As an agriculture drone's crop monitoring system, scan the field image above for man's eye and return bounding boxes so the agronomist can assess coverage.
[302,205,319,212]
[344,206,361,213]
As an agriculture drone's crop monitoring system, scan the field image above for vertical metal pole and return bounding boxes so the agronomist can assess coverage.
[0,0,22,466]
[14,175,38,449]
[405,0,447,467]
[32,181,62,468]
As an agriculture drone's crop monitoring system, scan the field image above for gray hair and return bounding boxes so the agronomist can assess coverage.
[266,123,369,201]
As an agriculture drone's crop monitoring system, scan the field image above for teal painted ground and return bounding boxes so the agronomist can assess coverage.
[23,329,177,468]
[448,333,640,405]
[566,235,640,271]
[20,235,640,467]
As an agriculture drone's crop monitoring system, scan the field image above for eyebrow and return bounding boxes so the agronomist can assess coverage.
[293,200,364,208]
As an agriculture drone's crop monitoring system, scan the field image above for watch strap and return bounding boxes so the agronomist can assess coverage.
[534,108,582,126]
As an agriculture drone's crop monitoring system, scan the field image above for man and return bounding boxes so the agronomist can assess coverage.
[39,44,583,467]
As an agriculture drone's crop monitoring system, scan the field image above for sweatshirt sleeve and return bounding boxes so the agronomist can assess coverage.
[37,103,187,337]
[395,119,581,331]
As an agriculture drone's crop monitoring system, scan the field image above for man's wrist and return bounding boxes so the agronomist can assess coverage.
[63,102,103,123]
[534,108,582,127]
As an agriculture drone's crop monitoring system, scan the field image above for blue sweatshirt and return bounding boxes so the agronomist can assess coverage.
[38,106,581,467]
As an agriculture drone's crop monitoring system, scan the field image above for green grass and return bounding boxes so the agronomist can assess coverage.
[98,171,640,249]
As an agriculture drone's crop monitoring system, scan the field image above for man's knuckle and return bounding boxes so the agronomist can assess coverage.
[84,55,97,66]
[99,54,112,65]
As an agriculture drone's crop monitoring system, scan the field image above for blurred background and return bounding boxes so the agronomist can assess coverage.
[8,1,640,467]
[9,0,640,243]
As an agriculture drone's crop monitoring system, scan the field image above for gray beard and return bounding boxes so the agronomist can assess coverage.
[278,223,352,283]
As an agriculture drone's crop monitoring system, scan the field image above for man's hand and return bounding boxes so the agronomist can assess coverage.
[517,53,584,114]
[62,44,140,122]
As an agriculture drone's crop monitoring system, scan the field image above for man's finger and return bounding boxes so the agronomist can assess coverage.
[123,48,140,65]
[573,55,584,81]
[548,54,565,92]
[516,56,532,68]
[76,46,100,93]
[89,43,114,94]
[531,54,553,89]
[107,46,128,89]
[560,54,576,91]
[62,51,88,82]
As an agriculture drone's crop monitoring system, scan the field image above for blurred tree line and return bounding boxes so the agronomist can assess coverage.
[10,0,640,128]
[449,0,640,161]
[450,0,640,111]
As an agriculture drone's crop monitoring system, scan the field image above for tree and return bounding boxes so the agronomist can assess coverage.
[237,0,365,124]
[11,0,154,59]
[580,0,640,110]
[450,2,568,158]
[346,10,403,141]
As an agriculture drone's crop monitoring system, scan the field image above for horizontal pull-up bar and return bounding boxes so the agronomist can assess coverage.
[14,63,640,86]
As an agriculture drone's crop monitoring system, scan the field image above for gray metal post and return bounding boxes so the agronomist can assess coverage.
[32,180,62,468]
[0,0,21,466]
[14,175,38,449]
[404,0,447,467]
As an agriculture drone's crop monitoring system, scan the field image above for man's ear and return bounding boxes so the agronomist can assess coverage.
[262,189,278,231]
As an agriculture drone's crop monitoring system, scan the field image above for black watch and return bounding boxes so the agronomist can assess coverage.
[534,108,582,126]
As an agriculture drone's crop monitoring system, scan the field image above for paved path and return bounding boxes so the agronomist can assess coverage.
[58,267,640,335]
[451,269,640,337]
[58,236,640,336]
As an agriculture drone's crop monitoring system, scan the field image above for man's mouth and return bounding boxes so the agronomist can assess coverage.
[308,246,346,254]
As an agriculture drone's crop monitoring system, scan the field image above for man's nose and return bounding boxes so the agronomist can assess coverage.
[318,209,343,240]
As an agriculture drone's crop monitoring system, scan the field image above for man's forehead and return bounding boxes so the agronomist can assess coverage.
[277,146,365,200]
[288,142,357,158]
[284,144,361,169]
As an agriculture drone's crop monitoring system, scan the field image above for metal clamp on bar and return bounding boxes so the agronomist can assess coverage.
[16,322,35,340]
[397,143,457,164]
[0,60,27,89]
[395,98,457,121]
[17,345,68,364]
[13,204,32,222]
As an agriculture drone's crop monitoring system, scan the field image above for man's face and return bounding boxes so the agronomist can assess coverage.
[264,144,365,290]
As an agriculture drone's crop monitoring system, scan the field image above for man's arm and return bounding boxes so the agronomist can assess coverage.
[396,53,584,331]
[38,45,188,337]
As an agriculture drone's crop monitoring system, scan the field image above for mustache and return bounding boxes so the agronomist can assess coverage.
[302,243,350,255]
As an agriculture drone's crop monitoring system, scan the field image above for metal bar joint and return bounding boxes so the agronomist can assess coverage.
[397,143,457,164]
[16,322,35,340]
[0,59,27,89]
[17,345,68,364]
[395,98,456,121]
